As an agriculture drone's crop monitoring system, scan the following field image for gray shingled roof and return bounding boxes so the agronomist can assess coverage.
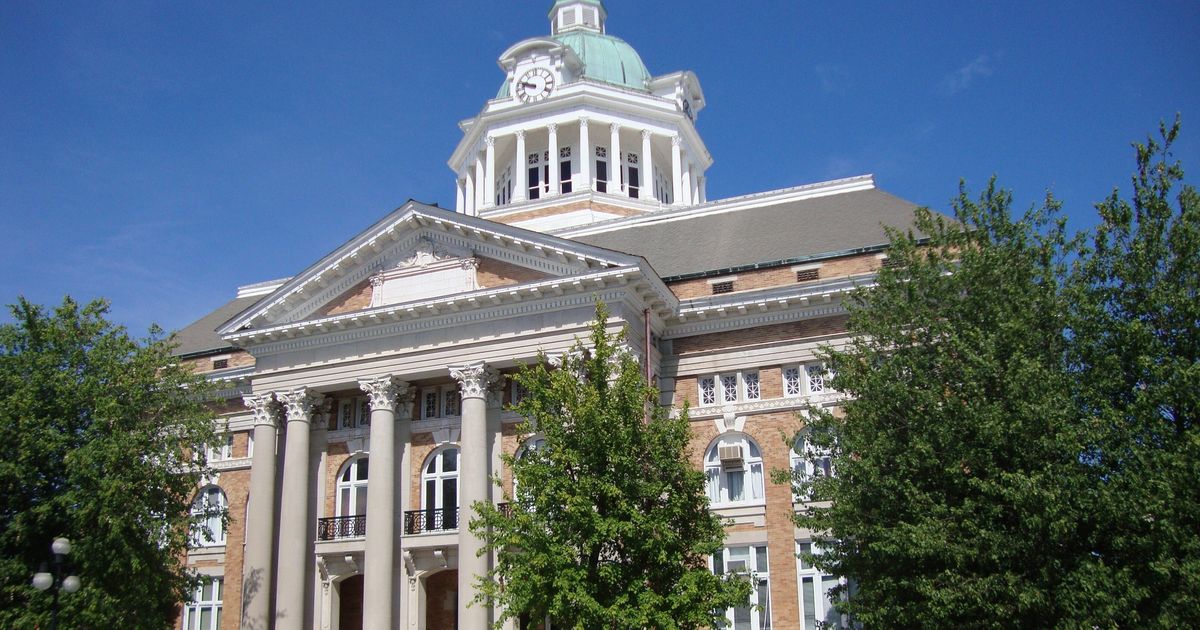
[172,295,261,357]
[574,188,922,278]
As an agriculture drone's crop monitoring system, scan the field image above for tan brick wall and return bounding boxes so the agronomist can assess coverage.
[425,569,458,629]
[314,279,373,317]
[668,252,883,299]
[409,432,437,512]
[475,257,551,289]
[673,315,849,356]
[183,350,256,375]
[491,199,646,225]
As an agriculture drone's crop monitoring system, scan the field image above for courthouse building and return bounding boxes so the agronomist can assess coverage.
[174,2,922,629]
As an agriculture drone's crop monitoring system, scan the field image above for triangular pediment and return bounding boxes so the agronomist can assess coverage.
[217,201,660,339]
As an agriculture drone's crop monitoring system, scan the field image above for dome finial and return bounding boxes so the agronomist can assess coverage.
[548,0,607,35]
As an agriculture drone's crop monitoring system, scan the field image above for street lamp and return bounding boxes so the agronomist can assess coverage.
[32,537,80,630]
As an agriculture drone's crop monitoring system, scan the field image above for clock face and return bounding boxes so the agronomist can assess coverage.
[516,67,555,103]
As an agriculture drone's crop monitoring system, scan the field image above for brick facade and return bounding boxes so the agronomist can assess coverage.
[667,251,883,299]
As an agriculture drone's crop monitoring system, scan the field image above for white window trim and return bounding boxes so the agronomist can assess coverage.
[420,385,462,421]
[796,540,849,629]
[704,434,766,508]
[335,456,369,519]
[182,576,223,630]
[191,486,227,547]
[713,544,772,630]
[697,371,759,407]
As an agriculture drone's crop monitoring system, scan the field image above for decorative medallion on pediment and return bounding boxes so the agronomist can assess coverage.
[369,237,480,308]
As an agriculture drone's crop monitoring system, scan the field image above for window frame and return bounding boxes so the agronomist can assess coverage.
[191,486,227,547]
[697,371,760,407]
[335,456,370,518]
[182,576,223,630]
[704,434,766,507]
[712,544,772,630]
[796,540,848,629]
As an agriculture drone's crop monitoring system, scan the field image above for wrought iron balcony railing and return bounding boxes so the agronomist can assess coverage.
[403,507,458,534]
[317,514,367,541]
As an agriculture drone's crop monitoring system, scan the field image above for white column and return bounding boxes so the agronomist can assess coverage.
[454,178,465,213]
[682,158,693,206]
[513,130,527,202]
[241,393,282,630]
[450,362,499,630]
[483,136,496,209]
[671,135,683,206]
[610,123,623,195]
[464,169,476,217]
[578,118,591,191]
[275,388,325,630]
[641,129,652,200]
[698,175,707,204]
[547,123,559,196]
[358,376,409,630]
[473,151,485,214]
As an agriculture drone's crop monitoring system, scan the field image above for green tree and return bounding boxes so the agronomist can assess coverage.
[0,297,220,629]
[471,303,751,629]
[792,184,1113,627]
[1068,119,1200,626]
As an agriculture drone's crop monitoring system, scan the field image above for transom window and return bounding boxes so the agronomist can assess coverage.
[784,363,834,397]
[698,371,761,407]
[337,396,370,430]
[336,457,369,518]
[206,434,233,462]
[182,577,223,630]
[704,435,764,506]
[712,545,772,629]
[191,486,227,547]
[421,385,461,420]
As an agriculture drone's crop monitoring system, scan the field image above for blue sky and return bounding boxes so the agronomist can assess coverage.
[2,1,1198,335]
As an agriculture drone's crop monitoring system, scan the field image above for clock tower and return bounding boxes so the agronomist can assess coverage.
[448,0,710,231]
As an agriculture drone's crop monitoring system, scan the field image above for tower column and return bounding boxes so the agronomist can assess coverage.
[641,129,652,200]
[682,158,693,206]
[275,387,325,630]
[241,393,282,630]
[358,376,410,630]
[483,136,496,209]
[451,362,499,630]
[697,175,707,204]
[671,135,683,206]
[547,123,559,195]
[464,168,476,216]
[610,123,623,194]
[578,118,591,191]
[455,178,465,213]
[513,130,527,202]
[473,151,485,215]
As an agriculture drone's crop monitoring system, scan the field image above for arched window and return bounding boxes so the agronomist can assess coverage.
[191,486,227,547]
[791,429,834,501]
[512,436,546,500]
[422,447,459,531]
[704,434,764,506]
[337,457,369,517]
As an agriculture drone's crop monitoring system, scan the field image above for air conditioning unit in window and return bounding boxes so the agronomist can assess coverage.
[718,445,744,469]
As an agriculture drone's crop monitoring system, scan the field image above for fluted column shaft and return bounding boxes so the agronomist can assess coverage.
[483,136,496,209]
[275,388,324,630]
[242,393,282,630]
[641,129,652,199]
[671,135,683,205]
[578,118,591,191]
[610,123,623,194]
[547,123,559,195]
[359,376,409,630]
[473,152,485,215]
[451,362,498,630]
[464,168,476,216]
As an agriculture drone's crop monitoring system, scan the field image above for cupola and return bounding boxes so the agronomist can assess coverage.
[549,0,606,34]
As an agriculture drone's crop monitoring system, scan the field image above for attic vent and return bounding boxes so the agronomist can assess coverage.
[562,10,577,26]
[719,445,744,469]
[711,281,734,295]
[882,256,904,269]
[211,359,228,370]
[796,268,820,282]
[582,7,596,26]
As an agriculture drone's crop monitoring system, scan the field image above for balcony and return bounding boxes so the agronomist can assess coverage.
[404,507,458,534]
[317,515,367,541]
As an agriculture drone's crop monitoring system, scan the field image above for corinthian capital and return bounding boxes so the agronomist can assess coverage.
[276,388,325,424]
[449,362,499,399]
[243,393,282,428]
[358,375,410,412]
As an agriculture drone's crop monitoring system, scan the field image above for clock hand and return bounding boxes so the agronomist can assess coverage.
[521,82,537,89]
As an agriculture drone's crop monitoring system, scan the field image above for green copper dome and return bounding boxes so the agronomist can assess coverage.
[496,30,651,98]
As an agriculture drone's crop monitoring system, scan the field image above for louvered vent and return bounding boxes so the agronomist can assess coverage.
[711,281,733,295]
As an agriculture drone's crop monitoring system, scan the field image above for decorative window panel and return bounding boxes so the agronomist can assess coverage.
[806,365,827,393]
[699,377,716,405]
[721,374,739,403]
[796,268,820,282]
[743,372,760,400]
[784,367,802,397]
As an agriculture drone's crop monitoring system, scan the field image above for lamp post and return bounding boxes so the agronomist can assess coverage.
[32,537,80,630]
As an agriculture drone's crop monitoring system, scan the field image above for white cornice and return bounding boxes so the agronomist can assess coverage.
[556,174,877,238]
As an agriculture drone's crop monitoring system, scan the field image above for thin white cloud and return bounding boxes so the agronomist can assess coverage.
[939,54,994,95]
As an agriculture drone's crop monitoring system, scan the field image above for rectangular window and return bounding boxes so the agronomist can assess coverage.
[806,364,828,394]
[511,379,528,406]
[183,577,223,630]
[720,374,739,403]
[339,400,355,429]
[528,166,541,199]
[423,391,439,420]
[797,541,848,630]
[784,367,802,397]
[207,434,233,462]
[559,147,573,194]
[711,281,733,294]
[211,358,228,370]
[795,268,820,282]
[699,376,716,406]
[595,157,608,193]
[627,165,640,198]
[714,545,771,630]
[443,388,461,417]
[743,372,761,401]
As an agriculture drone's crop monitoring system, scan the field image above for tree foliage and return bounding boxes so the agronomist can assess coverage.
[1067,118,1200,625]
[471,303,751,629]
[794,121,1200,628]
[0,297,219,629]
